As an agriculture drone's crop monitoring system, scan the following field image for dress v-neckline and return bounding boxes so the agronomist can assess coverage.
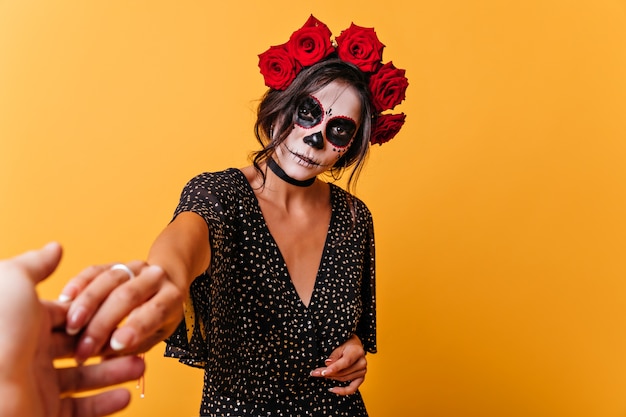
[236,169,335,309]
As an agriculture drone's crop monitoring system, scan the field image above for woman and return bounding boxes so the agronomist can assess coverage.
[60,15,407,416]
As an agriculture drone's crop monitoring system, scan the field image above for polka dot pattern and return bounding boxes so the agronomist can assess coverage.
[164,169,376,416]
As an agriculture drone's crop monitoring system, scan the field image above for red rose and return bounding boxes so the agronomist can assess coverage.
[287,15,334,67]
[371,113,406,145]
[258,44,301,90]
[369,61,408,112]
[335,23,385,73]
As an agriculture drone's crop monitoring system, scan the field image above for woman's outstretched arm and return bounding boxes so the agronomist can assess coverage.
[60,211,210,361]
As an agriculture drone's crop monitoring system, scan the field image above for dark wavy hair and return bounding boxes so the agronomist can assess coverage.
[252,58,373,193]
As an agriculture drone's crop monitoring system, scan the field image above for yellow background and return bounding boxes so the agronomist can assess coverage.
[2,1,626,416]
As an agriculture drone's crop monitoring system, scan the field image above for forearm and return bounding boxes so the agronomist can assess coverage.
[147,211,211,291]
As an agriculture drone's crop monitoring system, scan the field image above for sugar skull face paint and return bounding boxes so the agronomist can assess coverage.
[273,81,362,183]
[294,94,358,149]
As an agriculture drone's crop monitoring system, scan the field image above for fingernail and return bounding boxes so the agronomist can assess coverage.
[67,306,87,335]
[58,293,72,303]
[324,358,333,363]
[321,370,328,376]
[146,264,164,274]
[110,327,134,351]
[110,336,126,351]
[76,336,95,363]
[58,285,78,303]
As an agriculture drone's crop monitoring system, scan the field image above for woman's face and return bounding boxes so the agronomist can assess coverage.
[275,80,362,181]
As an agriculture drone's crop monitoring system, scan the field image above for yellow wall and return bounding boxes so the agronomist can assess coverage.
[2,1,626,416]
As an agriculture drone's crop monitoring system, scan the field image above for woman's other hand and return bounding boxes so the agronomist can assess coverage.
[310,334,367,395]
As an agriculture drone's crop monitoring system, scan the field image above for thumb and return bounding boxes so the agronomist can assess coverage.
[4,242,63,285]
[324,344,346,366]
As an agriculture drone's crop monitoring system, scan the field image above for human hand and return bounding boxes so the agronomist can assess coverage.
[60,260,185,362]
[40,301,146,417]
[309,334,367,395]
[0,242,145,417]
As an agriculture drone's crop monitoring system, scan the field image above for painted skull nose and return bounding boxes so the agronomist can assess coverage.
[303,131,324,149]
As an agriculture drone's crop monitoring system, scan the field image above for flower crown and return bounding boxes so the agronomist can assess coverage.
[258,15,408,146]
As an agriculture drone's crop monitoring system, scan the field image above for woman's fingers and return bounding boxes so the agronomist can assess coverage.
[314,335,366,379]
[310,359,366,379]
[58,264,113,303]
[328,377,364,396]
[322,354,367,379]
[65,262,145,335]
[312,360,366,383]
[71,264,164,362]
[70,264,184,361]
[107,279,184,354]
[309,334,367,395]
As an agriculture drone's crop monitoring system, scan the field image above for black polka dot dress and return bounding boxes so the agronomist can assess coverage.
[164,169,377,417]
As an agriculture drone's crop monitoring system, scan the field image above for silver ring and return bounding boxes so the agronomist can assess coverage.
[111,263,135,280]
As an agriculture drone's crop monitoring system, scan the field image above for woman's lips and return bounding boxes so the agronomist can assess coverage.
[285,146,322,167]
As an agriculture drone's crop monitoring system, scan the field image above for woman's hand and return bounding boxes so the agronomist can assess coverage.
[61,213,210,362]
[60,261,185,362]
[310,334,367,395]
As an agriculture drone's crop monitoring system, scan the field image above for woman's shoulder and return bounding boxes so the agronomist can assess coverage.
[187,168,244,183]
[177,169,252,206]
[183,168,247,190]
[329,183,372,219]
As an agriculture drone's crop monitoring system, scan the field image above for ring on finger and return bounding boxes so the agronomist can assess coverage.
[110,263,135,280]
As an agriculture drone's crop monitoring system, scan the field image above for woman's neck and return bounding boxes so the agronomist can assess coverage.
[240,164,327,211]
[266,158,315,187]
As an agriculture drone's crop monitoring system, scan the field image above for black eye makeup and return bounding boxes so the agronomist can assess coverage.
[294,94,358,149]
[295,96,323,128]
[326,116,357,148]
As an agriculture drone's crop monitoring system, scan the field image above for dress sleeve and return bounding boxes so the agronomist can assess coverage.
[163,173,225,368]
[356,207,377,354]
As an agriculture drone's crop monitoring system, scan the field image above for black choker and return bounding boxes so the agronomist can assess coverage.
[267,158,315,187]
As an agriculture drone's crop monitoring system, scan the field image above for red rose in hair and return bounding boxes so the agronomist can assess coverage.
[335,23,385,73]
[371,113,406,145]
[258,44,301,90]
[287,15,334,67]
[369,61,408,112]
